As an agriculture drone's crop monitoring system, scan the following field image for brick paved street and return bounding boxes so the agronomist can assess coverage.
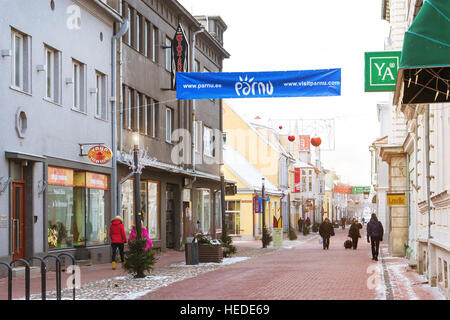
[140,228,379,300]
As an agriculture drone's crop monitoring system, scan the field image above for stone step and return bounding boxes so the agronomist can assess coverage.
[75,260,92,267]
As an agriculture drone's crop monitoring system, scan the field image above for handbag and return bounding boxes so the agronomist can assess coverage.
[319,237,323,244]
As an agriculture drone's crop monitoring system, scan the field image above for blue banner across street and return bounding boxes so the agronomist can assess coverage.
[176,68,341,100]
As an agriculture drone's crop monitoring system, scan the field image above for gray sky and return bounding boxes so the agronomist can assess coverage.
[178,0,391,186]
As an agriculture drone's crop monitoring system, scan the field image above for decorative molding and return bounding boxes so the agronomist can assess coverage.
[431,190,450,209]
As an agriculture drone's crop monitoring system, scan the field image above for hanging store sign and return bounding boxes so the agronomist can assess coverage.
[364,51,402,91]
[334,185,353,194]
[176,68,341,100]
[352,186,371,194]
[88,145,112,165]
[253,195,261,213]
[387,194,406,206]
[171,23,189,73]
[294,168,301,193]
[48,167,74,186]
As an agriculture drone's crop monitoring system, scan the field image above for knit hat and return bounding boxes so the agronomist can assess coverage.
[112,216,123,222]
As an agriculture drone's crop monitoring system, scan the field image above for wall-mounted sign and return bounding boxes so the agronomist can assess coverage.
[177,69,341,100]
[171,23,189,73]
[86,172,108,190]
[387,194,406,206]
[88,145,112,165]
[352,186,371,194]
[294,168,301,193]
[48,167,74,186]
[299,135,311,152]
[364,51,402,92]
[334,185,353,194]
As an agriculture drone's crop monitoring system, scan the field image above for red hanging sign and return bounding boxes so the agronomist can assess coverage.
[88,145,112,165]
[294,168,301,193]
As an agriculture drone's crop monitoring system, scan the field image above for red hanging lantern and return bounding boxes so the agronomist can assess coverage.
[279,125,283,130]
[311,136,322,147]
[355,201,359,205]
[288,135,295,142]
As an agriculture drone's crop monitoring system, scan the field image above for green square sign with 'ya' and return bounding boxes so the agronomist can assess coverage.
[365,51,402,92]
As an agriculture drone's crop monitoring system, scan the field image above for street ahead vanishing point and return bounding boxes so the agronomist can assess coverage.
[176,68,341,100]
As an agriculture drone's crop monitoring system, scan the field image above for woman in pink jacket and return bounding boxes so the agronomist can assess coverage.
[129,225,152,250]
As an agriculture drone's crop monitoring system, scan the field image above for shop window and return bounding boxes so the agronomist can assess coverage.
[121,179,160,239]
[196,189,211,234]
[47,167,108,249]
[214,191,222,233]
[225,201,241,235]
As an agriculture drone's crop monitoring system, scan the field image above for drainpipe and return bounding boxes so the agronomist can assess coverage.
[191,28,205,174]
[425,104,432,284]
[112,19,129,217]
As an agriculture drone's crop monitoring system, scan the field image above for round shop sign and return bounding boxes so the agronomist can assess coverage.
[88,145,112,164]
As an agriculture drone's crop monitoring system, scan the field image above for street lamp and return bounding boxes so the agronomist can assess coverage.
[133,132,142,239]
[261,177,266,248]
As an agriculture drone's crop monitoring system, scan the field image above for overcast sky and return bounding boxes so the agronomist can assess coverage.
[178,0,391,186]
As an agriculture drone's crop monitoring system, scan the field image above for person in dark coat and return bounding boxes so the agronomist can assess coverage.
[319,217,335,250]
[348,219,362,249]
[110,216,127,270]
[298,217,304,232]
[341,217,346,229]
[305,217,311,228]
[367,213,384,261]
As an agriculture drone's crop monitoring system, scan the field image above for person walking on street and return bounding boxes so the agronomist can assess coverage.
[110,216,127,270]
[298,217,304,233]
[348,219,362,250]
[319,217,335,250]
[367,213,384,261]
[341,216,346,230]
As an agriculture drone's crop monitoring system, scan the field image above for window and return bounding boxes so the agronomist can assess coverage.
[152,100,158,138]
[152,26,158,62]
[144,20,149,57]
[127,6,132,45]
[95,72,107,120]
[121,179,160,239]
[165,37,171,71]
[45,49,54,100]
[225,201,241,235]
[214,191,222,233]
[11,30,31,92]
[47,167,109,249]
[193,121,199,152]
[72,60,85,112]
[223,132,227,146]
[166,107,173,143]
[127,87,132,129]
[136,13,141,52]
[194,60,200,72]
[204,126,214,157]
[197,189,211,234]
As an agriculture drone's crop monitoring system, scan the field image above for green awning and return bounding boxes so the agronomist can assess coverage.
[400,0,450,69]
[394,0,450,105]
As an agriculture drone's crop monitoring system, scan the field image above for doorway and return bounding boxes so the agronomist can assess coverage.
[166,184,177,248]
[12,182,26,260]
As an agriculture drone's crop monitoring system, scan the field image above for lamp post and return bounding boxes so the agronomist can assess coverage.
[261,177,266,248]
[133,133,142,239]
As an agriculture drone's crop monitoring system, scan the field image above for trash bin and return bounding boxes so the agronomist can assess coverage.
[185,237,199,265]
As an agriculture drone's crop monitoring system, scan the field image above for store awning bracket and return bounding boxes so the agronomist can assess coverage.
[78,143,105,157]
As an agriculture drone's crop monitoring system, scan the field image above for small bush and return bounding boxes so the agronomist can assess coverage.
[221,227,237,257]
[262,227,273,247]
[124,238,157,278]
[288,227,298,240]
[302,224,310,236]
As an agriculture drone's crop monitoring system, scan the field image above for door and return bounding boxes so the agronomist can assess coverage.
[12,182,26,260]
[182,202,190,243]
[166,185,175,248]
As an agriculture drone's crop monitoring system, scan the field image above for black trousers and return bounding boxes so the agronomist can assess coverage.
[351,237,359,249]
[322,236,330,249]
[370,237,381,258]
[111,243,125,263]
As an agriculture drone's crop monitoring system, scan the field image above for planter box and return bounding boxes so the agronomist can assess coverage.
[198,244,223,263]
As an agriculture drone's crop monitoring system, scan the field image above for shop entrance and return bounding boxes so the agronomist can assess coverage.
[166,184,177,248]
[12,182,26,260]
